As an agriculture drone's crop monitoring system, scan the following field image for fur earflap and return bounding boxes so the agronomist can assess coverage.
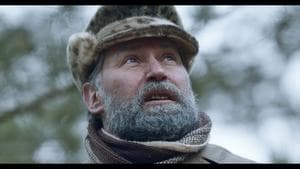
[66,32,98,90]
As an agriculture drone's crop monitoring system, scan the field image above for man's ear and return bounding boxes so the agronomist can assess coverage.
[82,82,104,115]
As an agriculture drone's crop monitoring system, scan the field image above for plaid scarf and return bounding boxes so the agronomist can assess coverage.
[85,112,212,164]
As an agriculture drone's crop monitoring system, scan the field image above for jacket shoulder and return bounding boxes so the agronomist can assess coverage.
[182,144,255,164]
[200,144,255,163]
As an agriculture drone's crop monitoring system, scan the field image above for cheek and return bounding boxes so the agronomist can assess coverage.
[102,70,143,99]
[168,68,191,91]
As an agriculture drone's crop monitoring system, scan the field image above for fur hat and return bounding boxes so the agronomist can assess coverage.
[67,6,199,90]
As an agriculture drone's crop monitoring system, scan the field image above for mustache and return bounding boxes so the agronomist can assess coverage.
[136,81,182,104]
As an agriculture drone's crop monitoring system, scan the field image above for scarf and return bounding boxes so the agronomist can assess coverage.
[85,112,212,164]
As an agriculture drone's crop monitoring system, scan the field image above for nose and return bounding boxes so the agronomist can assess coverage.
[146,56,167,82]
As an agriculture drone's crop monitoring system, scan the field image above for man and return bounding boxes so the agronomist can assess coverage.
[66,6,254,163]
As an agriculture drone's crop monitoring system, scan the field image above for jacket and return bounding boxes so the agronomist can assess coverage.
[182,144,255,163]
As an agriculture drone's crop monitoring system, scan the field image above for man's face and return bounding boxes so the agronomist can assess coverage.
[96,37,199,141]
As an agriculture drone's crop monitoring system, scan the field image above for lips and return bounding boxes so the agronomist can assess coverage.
[143,89,177,106]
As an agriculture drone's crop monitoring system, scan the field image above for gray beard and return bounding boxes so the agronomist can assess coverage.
[98,81,200,141]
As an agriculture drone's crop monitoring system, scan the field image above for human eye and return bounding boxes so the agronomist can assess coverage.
[123,55,139,65]
[163,54,177,64]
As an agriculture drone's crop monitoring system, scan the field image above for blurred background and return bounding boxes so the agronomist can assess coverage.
[0,5,299,163]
